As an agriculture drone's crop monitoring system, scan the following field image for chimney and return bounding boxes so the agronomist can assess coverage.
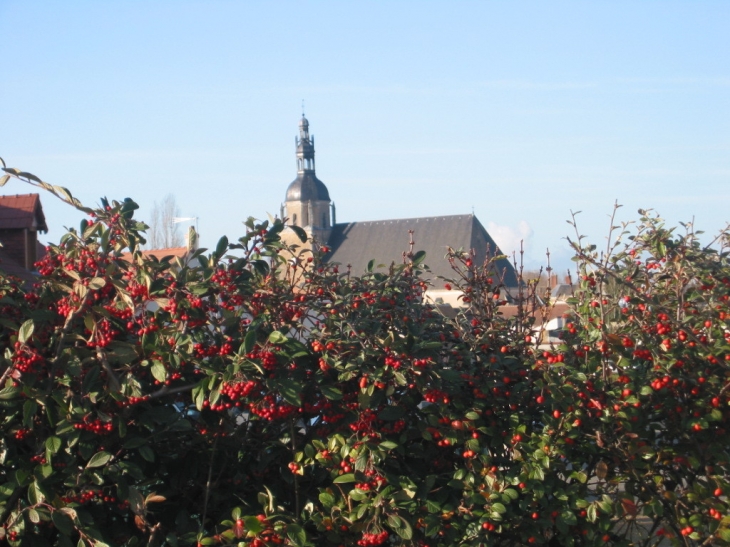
[185,227,198,252]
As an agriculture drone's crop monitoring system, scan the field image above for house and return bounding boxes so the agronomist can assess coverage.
[0,193,48,285]
[121,226,199,266]
[278,115,518,306]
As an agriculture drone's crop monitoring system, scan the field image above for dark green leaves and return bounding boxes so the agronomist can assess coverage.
[86,451,112,468]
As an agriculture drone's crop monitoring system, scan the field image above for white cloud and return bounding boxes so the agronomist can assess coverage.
[487,220,533,258]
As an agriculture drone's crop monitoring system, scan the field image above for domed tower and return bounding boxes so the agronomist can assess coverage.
[281,115,335,247]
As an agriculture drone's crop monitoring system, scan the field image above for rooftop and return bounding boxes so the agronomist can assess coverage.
[0,194,48,232]
[324,214,518,286]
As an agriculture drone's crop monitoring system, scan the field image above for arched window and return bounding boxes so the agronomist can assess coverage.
[292,214,297,226]
[322,213,327,227]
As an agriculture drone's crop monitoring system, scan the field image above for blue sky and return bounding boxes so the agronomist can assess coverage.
[2,1,728,273]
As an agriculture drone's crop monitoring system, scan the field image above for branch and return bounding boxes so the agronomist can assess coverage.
[96,347,122,393]
[200,420,222,534]
[147,382,198,400]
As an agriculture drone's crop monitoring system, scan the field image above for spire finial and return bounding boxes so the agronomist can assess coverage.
[301,99,305,117]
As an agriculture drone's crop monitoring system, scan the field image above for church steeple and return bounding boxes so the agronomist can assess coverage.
[296,115,316,173]
[282,115,334,238]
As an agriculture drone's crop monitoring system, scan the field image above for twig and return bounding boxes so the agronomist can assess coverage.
[200,421,221,534]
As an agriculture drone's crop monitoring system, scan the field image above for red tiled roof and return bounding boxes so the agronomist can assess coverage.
[0,194,48,232]
[120,247,189,262]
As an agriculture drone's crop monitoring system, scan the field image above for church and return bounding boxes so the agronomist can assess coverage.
[279,116,518,305]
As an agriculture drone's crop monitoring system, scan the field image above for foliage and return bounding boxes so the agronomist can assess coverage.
[1,163,730,547]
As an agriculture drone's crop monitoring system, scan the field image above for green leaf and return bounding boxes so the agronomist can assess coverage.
[268,331,287,345]
[411,250,426,266]
[38,463,53,479]
[587,504,597,523]
[18,319,34,344]
[333,473,355,484]
[28,481,45,504]
[290,225,307,243]
[28,508,40,523]
[244,516,263,534]
[88,277,106,290]
[319,492,335,508]
[151,361,167,383]
[561,510,578,526]
[0,387,20,400]
[276,378,301,406]
[379,441,398,450]
[243,329,257,354]
[349,488,367,501]
[572,471,587,484]
[52,509,75,535]
[320,385,343,400]
[395,517,413,540]
[215,235,229,257]
[492,503,507,514]
[193,382,205,411]
[86,451,112,468]
[138,445,155,462]
[597,496,613,514]
[286,523,306,547]
[23,399,38,428]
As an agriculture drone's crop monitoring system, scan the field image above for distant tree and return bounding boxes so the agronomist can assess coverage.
[148,193,183,249]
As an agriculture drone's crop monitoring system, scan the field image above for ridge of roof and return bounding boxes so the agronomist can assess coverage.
[324,213,518,286]
[333,213,475,227]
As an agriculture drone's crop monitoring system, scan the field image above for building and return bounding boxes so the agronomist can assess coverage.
[0,193,48,285]
[121,226,199,266]
[279,116,518,306]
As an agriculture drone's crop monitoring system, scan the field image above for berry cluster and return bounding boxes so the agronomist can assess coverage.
[12,342,45,374]
[14,428,31,440]
[85,318,120,348]
[423,389,449,404]
[246,348,278,370]
[357,530,388,546]
[249,394,296,421]
[220,379,259,401]
[74,418,114,435]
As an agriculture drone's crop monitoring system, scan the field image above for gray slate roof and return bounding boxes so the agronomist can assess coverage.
[324,214,518,286]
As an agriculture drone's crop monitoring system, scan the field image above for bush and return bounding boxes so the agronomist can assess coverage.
[1,165,729,547]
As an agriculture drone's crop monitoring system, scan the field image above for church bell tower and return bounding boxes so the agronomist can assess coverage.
[281,115,335,247]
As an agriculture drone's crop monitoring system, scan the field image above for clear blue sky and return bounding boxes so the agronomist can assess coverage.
[2,1,728,273]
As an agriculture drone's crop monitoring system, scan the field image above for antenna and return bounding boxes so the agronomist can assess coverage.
[173,216,199,234]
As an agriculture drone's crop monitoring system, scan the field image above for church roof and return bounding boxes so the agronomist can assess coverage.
[286,172,331,202]
[324,214,518,286]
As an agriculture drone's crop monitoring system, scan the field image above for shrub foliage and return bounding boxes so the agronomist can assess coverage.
[1,164,730,547]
